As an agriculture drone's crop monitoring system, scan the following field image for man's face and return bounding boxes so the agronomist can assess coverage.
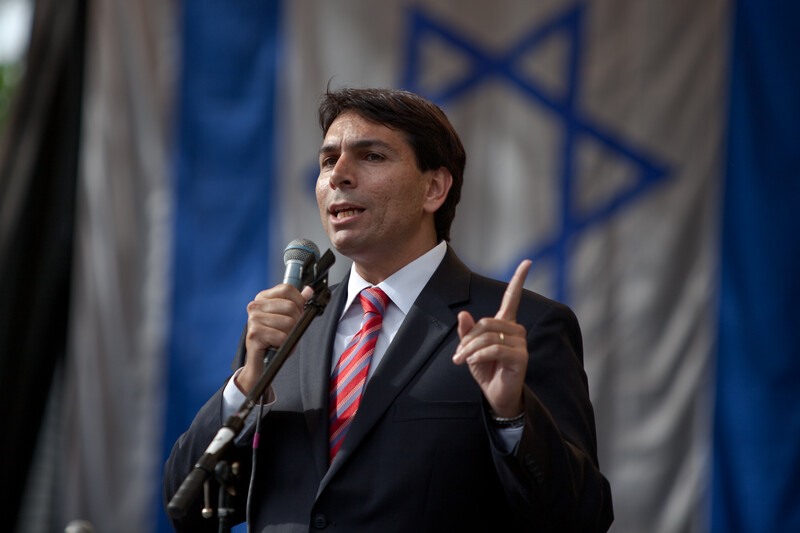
[316,112,444,278]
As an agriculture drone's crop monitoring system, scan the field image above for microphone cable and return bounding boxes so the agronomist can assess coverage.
[246,390,266,533]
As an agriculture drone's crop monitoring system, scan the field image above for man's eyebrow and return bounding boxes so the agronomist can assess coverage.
[318,138,397,156]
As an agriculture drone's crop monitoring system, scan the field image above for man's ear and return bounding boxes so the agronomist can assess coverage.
[423,167,453,214]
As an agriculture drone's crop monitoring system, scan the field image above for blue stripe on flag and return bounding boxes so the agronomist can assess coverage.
[713,1,800,531]
[158,1,282,531]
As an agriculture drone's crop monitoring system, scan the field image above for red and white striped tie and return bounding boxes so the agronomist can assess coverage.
[328,287,389,462]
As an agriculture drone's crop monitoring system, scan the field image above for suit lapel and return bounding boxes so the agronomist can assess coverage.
[319,247,472,488]
[299,277,349,479]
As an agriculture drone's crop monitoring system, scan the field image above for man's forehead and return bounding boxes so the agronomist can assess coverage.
[319,138,397,155]
[320,112,409,153]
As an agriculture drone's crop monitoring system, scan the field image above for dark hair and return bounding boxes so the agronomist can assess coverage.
[318,87,465,242]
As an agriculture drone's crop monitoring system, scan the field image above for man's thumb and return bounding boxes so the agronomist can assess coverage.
[457,310,475,340]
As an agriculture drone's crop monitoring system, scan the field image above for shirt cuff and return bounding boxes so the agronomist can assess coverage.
[489,424,524,454]
[222,368,276,445]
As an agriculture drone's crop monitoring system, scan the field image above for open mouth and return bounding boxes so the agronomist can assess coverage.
[331,205,364,219]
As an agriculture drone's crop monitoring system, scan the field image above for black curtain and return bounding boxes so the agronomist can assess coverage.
[0,0,86,528]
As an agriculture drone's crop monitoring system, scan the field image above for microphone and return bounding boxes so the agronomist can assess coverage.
[282,238,320,289]
[65,521,94,533]
[262,239,320,367]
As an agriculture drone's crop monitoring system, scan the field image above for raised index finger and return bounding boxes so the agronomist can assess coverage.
[495,259,532,321]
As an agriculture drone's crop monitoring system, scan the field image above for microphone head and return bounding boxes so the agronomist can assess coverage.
[65,520,95,533]
[283,238,320,265]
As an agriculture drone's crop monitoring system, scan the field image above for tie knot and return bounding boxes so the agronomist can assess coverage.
[360,287,389,317]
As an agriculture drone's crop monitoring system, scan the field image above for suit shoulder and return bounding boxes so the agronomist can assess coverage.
[467,270,578,325]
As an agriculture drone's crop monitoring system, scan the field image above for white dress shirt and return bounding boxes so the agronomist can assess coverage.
[331,240,448,379]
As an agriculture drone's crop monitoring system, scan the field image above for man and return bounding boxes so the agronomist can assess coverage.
[164,88,613,532]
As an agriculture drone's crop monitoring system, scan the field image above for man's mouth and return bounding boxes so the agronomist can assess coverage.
[331,205,364,219]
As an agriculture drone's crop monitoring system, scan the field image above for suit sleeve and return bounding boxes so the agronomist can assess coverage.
[489,300,614,532]
[162,382,253,533]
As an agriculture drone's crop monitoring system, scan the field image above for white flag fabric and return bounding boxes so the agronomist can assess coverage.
[59,1,174,532]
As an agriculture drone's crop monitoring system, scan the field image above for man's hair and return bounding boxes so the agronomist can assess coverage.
[318,87,465,242]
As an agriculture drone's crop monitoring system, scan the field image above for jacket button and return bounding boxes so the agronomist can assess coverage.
[312,513,328,529]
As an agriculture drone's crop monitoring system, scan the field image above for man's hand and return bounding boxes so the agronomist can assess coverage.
[235,284,314,394]
[452,260,532,418]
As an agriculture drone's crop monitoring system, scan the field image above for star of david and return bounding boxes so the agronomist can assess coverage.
[400,4,670,303]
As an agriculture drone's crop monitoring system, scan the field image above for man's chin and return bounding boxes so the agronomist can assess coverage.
[326,233,360,258]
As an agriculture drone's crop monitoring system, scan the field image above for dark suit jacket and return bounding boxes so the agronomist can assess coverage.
[164,247,613,532]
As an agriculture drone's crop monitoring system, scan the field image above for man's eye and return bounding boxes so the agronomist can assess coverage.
[321,156,337,168]
[365,153,385,162]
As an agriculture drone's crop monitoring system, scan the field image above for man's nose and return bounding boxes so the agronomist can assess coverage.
[329,154,356,189]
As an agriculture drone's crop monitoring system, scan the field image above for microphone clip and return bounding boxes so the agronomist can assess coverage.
[303,248,335,313]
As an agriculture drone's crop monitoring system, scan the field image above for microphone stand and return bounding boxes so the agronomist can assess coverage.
[167,250,335,525]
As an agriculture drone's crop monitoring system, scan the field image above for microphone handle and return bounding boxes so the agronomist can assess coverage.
[282,259,305,289]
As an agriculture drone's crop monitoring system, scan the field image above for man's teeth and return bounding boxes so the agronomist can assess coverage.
[336,209,361,218]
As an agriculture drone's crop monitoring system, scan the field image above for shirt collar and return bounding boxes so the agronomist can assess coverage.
[342,241,447,318]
